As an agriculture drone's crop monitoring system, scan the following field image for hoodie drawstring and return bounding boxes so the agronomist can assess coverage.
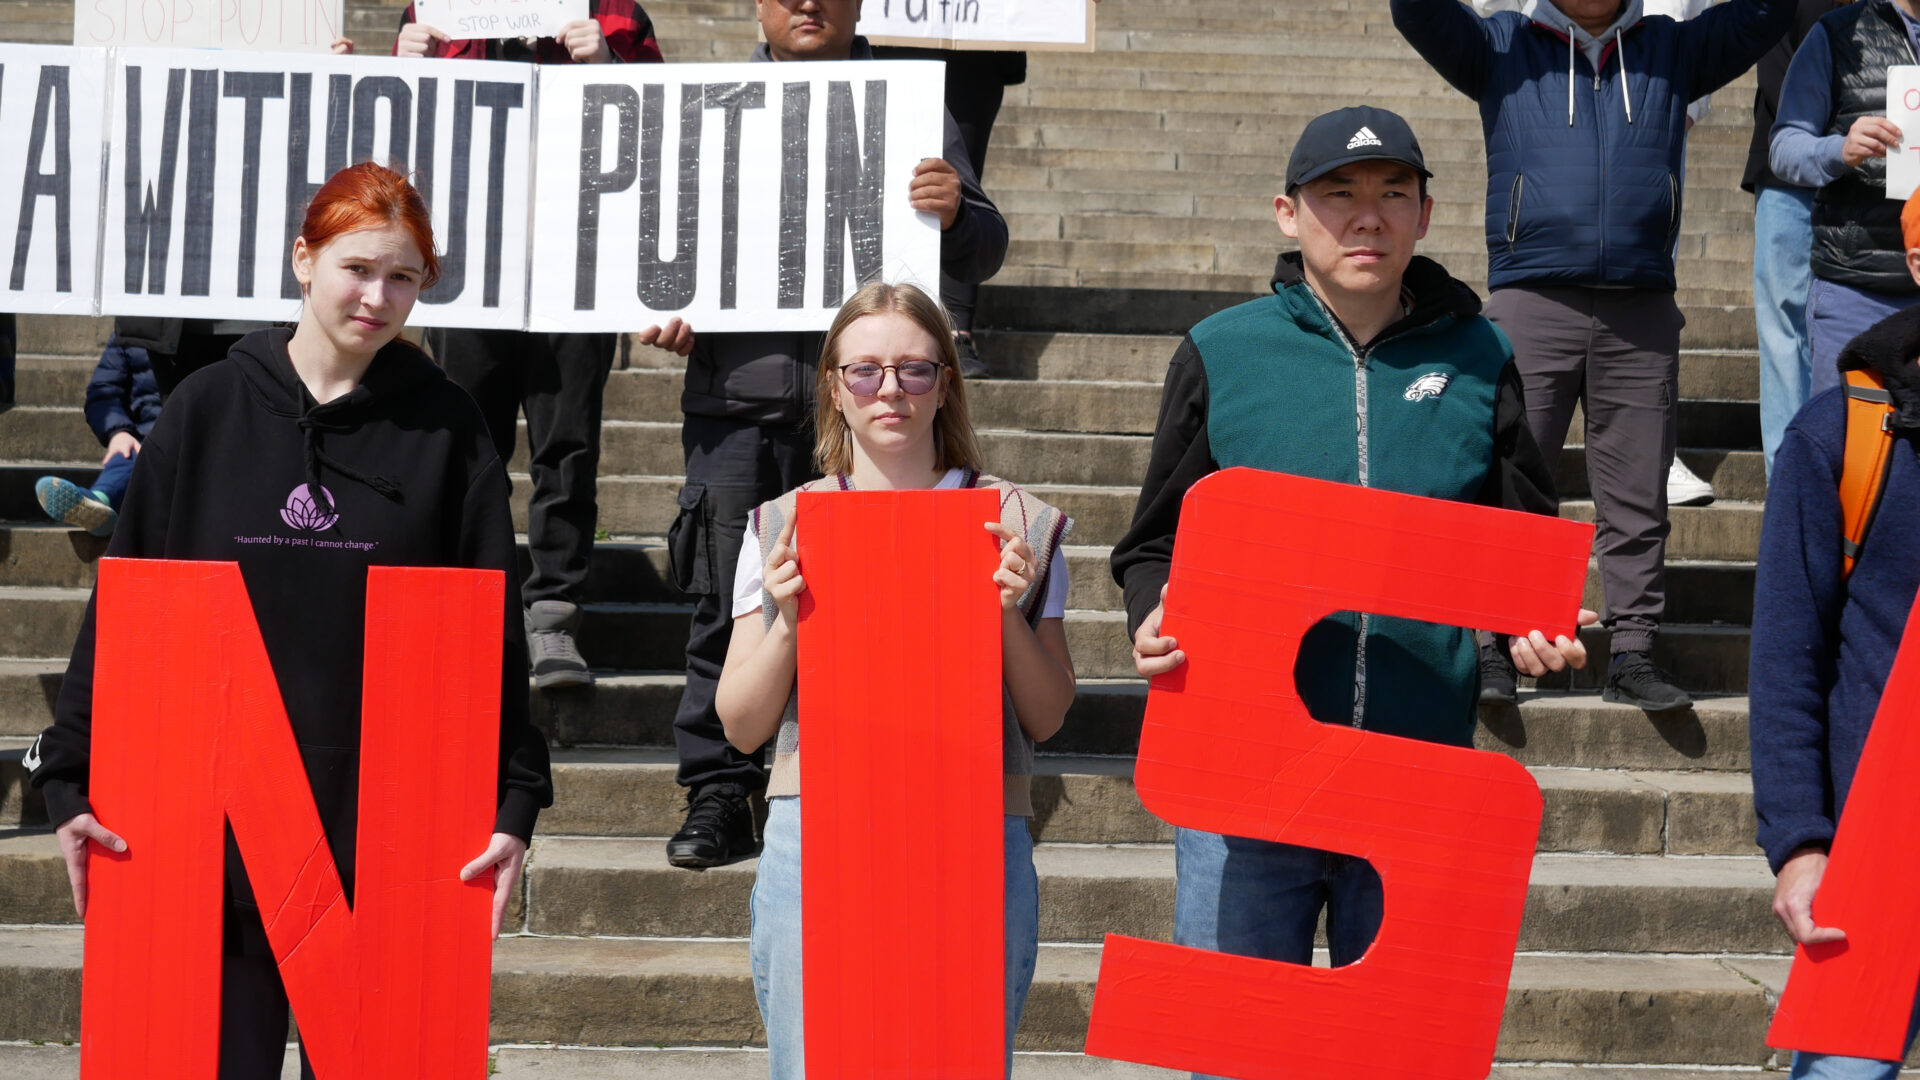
[1566,23,1635,126]
[298,412,402,520]
[1616,27,1633,124]
[1568,27,1575,126]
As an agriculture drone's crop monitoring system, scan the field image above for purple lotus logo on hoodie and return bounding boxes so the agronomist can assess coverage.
[281,485,339,532]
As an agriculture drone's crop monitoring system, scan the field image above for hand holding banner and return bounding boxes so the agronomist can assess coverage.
[1086,469,1593,1080]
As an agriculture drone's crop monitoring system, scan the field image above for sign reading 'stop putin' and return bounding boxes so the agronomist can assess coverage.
[529,60,946,334]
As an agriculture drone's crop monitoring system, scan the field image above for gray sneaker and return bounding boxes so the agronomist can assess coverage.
[525,601,594,688]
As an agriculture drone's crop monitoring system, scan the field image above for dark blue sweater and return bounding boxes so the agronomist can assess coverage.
[83,336,162,445]
[1751,309,1920,873]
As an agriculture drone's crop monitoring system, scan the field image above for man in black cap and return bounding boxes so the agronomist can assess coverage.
[1112,109,1580,1041]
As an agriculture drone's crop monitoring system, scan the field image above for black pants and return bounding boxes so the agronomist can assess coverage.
[431,329,616,605]
[669,414,818,791]
[218,900,314,1080]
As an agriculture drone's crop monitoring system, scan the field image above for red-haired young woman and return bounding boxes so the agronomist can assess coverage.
[25,162,552,1079]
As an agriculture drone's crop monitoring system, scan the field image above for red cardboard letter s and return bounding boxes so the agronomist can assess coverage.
[1085,469,1592,1080]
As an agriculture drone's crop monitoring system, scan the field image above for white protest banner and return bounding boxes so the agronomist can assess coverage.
[413,0,588,42]
[75,0,347,53]
[0,45,108,316]
[529,60,946,334]
[100,48,536,329]
[858,0,1094,52]
[1889,66,1920,201]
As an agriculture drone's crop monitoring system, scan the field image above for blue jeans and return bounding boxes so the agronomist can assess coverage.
[1809,277,1920,405]
[1172,827,1384,1080]
[1754,184,1815,477]
[747,796,1040,1079]
[93,450,137,510]
[1789,986,1920,1080]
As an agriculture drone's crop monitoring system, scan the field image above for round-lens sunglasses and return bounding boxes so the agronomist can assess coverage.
[837,360,944,396]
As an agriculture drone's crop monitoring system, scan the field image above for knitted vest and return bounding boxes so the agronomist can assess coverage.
[752,469,1074,815]
[1812,0,1919,294]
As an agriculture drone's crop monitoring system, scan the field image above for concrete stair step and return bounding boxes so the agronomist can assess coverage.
[1560,499,1760,563]
[976,287,1760,349]
[0,1044,1828,1080]
[1558,449,1766,501]
[0,927,1817,1065]
[0,832,1780,952]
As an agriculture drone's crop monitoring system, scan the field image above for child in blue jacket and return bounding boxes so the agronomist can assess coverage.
[36,333,164,536]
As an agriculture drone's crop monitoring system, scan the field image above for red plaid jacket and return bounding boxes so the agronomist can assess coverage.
[394,0,664,63]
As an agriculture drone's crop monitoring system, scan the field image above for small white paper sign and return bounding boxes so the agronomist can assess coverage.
[74,0,346,53]
[858,0,1094,52]
[413,0,588,42]
[1888,66,1920,200]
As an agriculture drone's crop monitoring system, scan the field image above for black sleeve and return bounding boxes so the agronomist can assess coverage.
[460,459,553,843]
[30,421,182,828]
[1475,359,1557,515]
[936,108,1008,286]
[1111,336,1214,638]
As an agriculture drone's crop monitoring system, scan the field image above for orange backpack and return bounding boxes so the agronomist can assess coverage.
[1842,368,1899,578]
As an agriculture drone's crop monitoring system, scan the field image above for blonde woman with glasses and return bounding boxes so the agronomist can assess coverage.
[714,280,1076,1078]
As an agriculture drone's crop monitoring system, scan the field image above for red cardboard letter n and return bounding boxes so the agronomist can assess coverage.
[1085,469,1592,1080]
[82,559,502,1080]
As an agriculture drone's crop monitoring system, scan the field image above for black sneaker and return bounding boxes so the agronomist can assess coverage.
[525,601,593,689]
[1479,637,1518,704]
[954,332,991,380]
[666,783,757,870]
[1603,650,1693,712]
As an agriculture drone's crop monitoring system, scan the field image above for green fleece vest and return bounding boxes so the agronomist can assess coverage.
[1192,281,1512,747]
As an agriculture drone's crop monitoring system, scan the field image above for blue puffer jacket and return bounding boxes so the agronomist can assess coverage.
[1393,0,1793,291]
[83,336,163,445]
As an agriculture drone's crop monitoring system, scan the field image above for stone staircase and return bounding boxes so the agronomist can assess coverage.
[0,0,1851,1075]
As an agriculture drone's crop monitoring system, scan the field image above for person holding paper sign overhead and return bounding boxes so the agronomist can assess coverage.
[715,280,1073,1080]
[1769,0,1920,395]
[653,0,1009,873]
[390,0,664,689]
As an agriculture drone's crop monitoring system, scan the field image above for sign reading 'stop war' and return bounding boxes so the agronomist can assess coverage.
[75,0,347,53]
[412,0,588,43]
[529,60,948,334]
[99,49,535,328]
[857,0,1095,52]
[0,45,109,317]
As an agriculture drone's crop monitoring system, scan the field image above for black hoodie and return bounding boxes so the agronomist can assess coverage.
[29,328,551,904]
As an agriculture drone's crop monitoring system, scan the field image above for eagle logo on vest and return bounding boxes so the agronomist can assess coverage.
[1404,372,1451,402]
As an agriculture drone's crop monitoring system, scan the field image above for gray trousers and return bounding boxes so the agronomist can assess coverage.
[1484,285,1682,654]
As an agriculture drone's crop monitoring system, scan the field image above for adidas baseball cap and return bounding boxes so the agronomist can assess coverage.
[1284,106,1432,192]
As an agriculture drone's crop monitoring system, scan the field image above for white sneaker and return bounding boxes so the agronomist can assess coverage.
[1667,458,1715,507]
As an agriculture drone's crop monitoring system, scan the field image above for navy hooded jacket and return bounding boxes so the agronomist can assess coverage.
[1751,305,1920,874]
[1393,0,1793,291]
[84,336,163,446]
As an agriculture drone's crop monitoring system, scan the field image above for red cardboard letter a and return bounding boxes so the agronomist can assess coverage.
[81,559,501,1080]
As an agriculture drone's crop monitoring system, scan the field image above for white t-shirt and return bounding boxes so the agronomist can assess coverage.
[730,468,1070,620]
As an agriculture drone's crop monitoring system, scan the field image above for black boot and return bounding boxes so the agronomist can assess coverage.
[666,782,757,870]
[1603,650,1693,712]
[954,332,991,380]
[1479,637,1518,704]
